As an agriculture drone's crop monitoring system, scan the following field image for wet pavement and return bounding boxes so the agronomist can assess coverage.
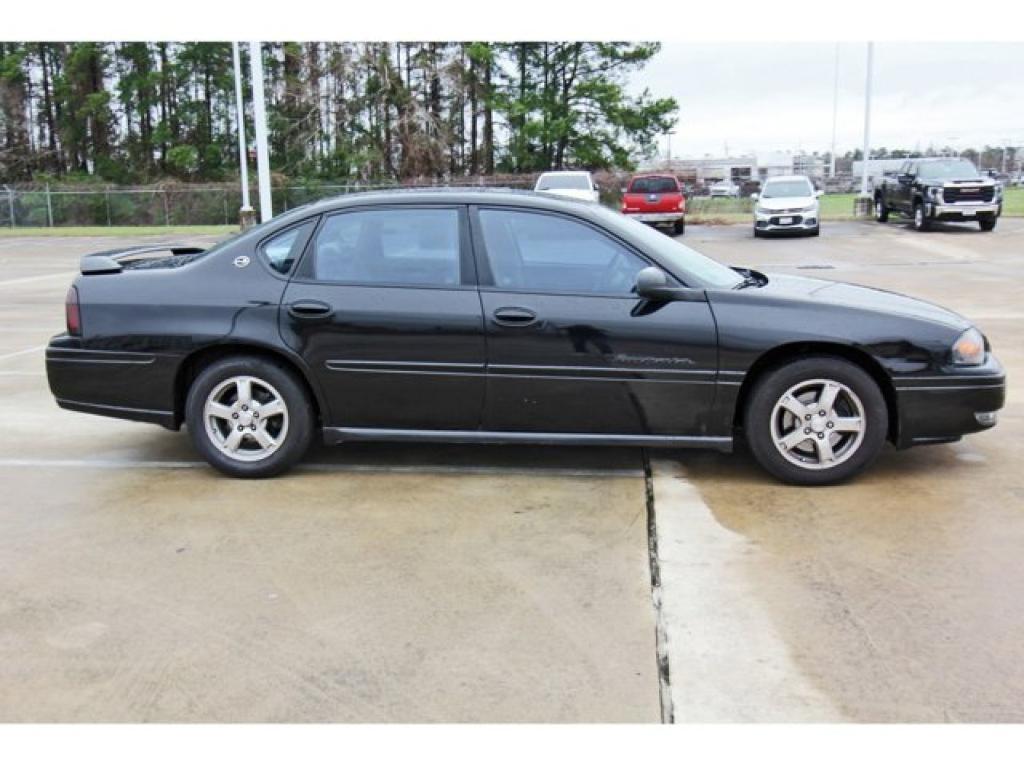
[0,219,1022,721]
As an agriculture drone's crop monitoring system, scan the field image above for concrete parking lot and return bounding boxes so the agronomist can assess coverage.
[0,217,1021,722]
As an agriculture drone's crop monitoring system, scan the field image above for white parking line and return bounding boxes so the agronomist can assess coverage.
[0,271,75,288]
[0,457,643,478]
[649,459,845,722]
[0,344,46,363]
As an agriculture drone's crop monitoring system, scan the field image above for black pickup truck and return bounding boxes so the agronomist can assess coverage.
[874,158,1002,232]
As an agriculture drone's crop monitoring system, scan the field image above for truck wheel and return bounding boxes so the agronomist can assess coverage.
[673,218,685,236]
[912,203,930,231]
[979,215,997,232]
[744,356,888,485]
[874,197,889,223]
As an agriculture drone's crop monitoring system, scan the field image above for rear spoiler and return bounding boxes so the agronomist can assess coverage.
[80,244,206,275]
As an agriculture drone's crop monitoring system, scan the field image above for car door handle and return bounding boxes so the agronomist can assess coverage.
[287,300,333,319]
[492,307,538,327]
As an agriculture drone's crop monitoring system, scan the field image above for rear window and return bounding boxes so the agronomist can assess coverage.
[536,174,591,191]
[628,177,678,194]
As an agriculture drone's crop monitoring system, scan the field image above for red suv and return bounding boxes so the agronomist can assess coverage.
[620,174,686,235]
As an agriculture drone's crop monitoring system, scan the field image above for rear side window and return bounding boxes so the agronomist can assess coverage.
[312,208,461,287]
[628,177,678,194]
[477,209,646,295]
[261,222,314,274]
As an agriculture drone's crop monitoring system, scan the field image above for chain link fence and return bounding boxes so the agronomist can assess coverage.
[0,177,537,229]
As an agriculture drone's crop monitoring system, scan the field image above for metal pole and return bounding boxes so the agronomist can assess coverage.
[105,186,112,226]
[830,43,839,179]
[5,185,13,228]
[859,42,874,198]
[163,190,170,226]
[249,41,273,223]
[46,184,54,227]
[232,42,255,227]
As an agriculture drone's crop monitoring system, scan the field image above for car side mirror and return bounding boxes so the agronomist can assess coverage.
[814,189,823,198]
[634,266,706,303]
[750,192,759,201]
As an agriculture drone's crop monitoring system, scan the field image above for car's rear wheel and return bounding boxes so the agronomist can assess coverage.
[874,197,889,223]
[744,357,888,485]
[185,355,314,478]
[979,215,997,232]
[673,218,686,235]
[912,202,930,231]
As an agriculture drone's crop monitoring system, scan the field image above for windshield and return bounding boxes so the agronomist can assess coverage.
[917,160,980,180]
[629,177,678,194]
[762,180,813,198]
[537,174,591,191]
[590,206,742,289]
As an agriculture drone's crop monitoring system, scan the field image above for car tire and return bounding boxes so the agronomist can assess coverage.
[979,215,997,232]
[753,227,763,238]
[185,355,315,478]
[744,356,888,486]
[874,197,889,223]
[673,218,686,236]
[912,202,930,231]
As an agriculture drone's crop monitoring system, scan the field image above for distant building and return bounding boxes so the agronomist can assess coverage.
[642,151,827,183]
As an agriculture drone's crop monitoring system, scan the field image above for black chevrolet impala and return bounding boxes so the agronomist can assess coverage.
[46,190,1006,484]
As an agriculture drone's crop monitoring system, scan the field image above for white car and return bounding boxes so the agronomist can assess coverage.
[752,175,822,237]
[534,171,600,203]
[708,180,740,198]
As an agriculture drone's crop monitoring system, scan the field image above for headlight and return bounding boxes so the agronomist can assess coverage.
[952,327,986,365]
[927,186,943,200]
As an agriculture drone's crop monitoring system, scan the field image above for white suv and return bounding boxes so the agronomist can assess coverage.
[534,171,600,203]
[752,175,821,237]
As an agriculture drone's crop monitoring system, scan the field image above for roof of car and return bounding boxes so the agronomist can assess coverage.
[630,172,678,179]
[269,187,601,225]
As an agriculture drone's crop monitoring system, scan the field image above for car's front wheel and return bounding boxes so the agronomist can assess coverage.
[979,215,997,232]
[744,357,888,485]
[912,202,930,231]
[185,355,315,478]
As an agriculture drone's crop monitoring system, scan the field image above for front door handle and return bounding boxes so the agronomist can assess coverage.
[287,300,333,319]
[492,307,538,327]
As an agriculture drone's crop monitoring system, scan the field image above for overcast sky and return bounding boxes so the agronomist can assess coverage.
[635,42,1024,158]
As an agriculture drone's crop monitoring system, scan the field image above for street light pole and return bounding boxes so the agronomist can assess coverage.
[830,43,839,179]
[859,42,874,200]
[248,41,273,223]
[232,43,255,228]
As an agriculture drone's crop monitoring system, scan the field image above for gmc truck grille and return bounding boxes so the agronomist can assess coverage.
[944,186,995,203]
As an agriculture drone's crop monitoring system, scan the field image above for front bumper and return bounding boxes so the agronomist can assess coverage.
[754,210,819,231]
[624,211,684,224]
[893,355,1006,447]
[926,201,1000,220]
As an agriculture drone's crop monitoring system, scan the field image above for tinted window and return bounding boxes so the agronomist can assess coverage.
[478,209,647,295]
[628,177,678,194]
[312,209,461,287]
[262,222,314,274]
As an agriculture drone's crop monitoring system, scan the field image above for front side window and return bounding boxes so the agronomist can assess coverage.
[312,208,461,287]
[478,209,647,295]
[261,222,314,274]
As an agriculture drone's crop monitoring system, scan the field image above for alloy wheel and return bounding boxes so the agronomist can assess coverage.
[203,375,289,462]
[769,378,866,470]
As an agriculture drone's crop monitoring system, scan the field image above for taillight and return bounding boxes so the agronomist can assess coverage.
[65,286,81,336]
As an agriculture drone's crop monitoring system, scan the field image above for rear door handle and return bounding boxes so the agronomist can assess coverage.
[492,307,538,327]
[287,300,333,319]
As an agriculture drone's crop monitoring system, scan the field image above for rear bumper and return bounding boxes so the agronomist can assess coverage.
[894,356,1006,447]
[46,336,181,429]
[624,212,684,224]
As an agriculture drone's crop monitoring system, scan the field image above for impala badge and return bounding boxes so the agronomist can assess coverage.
[233,255,251,268]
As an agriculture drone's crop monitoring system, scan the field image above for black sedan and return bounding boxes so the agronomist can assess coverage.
[46,189,1005,484]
